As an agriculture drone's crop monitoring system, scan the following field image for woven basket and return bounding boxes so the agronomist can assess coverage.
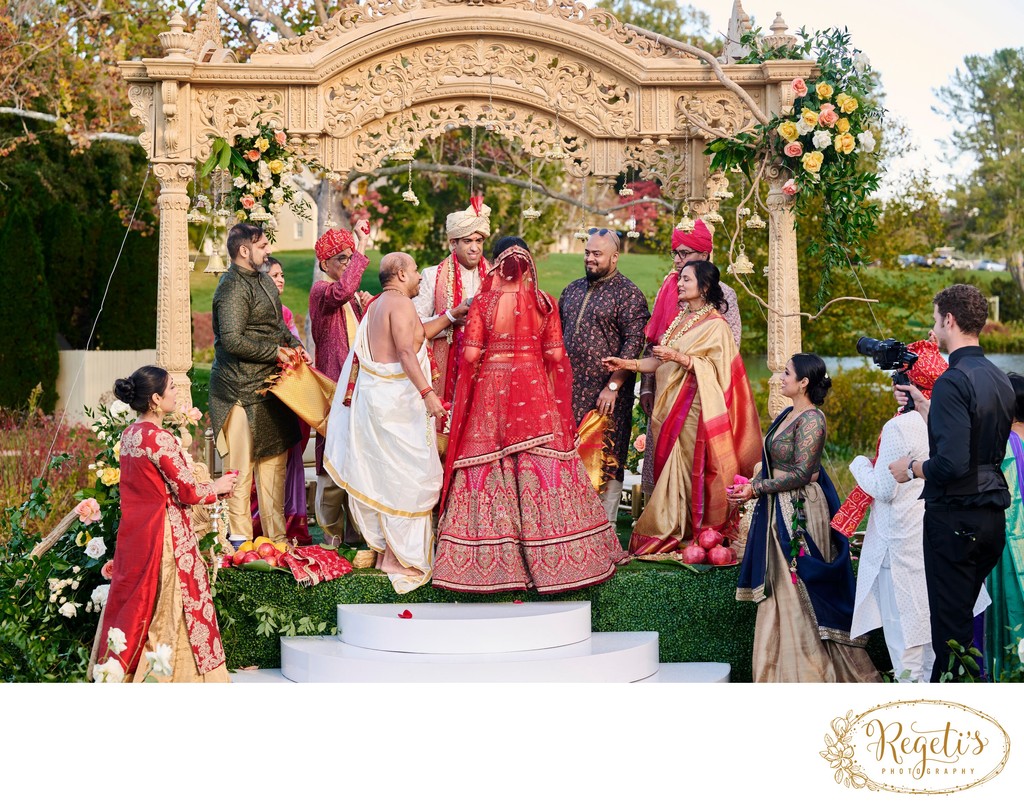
[351,549,377,569]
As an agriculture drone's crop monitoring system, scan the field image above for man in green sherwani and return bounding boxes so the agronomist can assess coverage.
[210,223,308,543]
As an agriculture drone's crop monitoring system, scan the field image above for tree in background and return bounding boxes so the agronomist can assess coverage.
[596,0,718,49]
[0,207,59,410]
[935,47,1024,291]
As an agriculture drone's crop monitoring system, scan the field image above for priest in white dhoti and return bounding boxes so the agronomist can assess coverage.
[324,252,448,594]
[838,339,991,681]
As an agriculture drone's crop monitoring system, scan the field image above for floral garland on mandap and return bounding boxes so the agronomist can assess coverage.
[198,119,322,241]
[706,27,883,298]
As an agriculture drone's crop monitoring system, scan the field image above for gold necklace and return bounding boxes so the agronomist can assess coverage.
[662,302,715,344]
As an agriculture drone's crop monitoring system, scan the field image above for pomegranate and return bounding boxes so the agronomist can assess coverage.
[257,542,277,559]
[242,551,260,563]
[680,543,707,564]
[708,545,733,566]
[232,549,248,566]
[697,528,723,551]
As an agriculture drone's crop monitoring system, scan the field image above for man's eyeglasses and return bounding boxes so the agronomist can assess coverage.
[672,249,701,261]
[328,253,353,266]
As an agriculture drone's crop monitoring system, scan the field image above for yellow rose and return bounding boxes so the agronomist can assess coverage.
[836,117,851,134]
[777,120,800,142]
[801,150,824,173]
[255,136,270,152]
[835,93,859,114]
[801,108,819,128]
[235,210,248,222]
[834,132,856,154]
[100,467,121,487]
[267,159,285,175]
[113,440,121,456]
[816,82,834,99]
[252,185,266,198]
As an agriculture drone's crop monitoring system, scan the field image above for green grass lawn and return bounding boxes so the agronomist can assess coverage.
[190,249,672,314]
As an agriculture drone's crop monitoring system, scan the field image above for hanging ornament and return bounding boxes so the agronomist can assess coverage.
[729,246,754,275]
[626,216,640,240]
[574,176,589,241]
[402,161,419,206]
[485,71,496,131]
[548,107,566,161]
[522,156,540,220]
[704,209,724,226]
[389,133,416,162]
[745,212,767,230]
[737,206,751,217]
[675,205,696,233]
[620,139,634,196]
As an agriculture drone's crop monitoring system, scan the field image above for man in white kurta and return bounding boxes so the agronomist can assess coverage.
[848,340,990,681]
[324,253,446,594]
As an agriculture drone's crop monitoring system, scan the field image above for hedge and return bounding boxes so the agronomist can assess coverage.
[212,562,891,682]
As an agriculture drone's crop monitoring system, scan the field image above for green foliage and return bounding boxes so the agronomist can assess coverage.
[820,366,894,457]
[990,276,1024,323]
[0,206,59,411]
[980,321,1024,354]
[936,48,1024,277]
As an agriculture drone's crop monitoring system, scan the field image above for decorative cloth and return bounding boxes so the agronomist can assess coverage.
[671,219,714,253]
[280,545,354,586]
[445,196,492,238]
[576,411,618,490]
[314,228,355,262]
[831,339,948,536]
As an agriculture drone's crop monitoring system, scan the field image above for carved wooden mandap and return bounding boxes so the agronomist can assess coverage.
[121,0,814,415]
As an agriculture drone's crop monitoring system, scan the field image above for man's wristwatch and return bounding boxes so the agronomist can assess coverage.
[608,382,620,392]
[907,458,916,480]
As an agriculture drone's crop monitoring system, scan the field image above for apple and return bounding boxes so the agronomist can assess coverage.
[242,551,260,563]
[257,542,277,558]
[233,549,248,566]
[708,545,733,566]
[264,555,279,567]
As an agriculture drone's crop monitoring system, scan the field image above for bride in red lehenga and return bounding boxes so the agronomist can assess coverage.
[432,239,627,594]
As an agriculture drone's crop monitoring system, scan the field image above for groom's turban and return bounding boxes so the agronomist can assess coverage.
[446,197,492,239]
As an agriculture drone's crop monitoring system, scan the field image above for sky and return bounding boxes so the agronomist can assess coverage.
[700,0,1024,191]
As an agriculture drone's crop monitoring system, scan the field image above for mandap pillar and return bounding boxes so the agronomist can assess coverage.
[765,166,802,418]
[154,162,196,410]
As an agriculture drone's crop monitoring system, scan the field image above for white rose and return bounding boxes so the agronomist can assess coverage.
[84,536,107,560]
[1018,637,1024,665]
[58,602,79,618]
[109,400,131,418]
[49,594,57,603]
[93,658,125,683]
[70,580,79,590]
[258,161,272,183]
[107,625,127,654]
[812,130,833,150]
[856,131,876,153]
[795,118,813,136]
[854,51,871,74]
[91,584,110,610]
[233,175,247,189]
[145,643,174,677]
[72,566,80,574]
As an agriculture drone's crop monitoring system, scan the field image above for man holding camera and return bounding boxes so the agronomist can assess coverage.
[889,284,1014,681]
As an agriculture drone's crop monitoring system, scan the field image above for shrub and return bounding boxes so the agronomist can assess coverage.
[980,321,1024,354]
[821,365,895,456]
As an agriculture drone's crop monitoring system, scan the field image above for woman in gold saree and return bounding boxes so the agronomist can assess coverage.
[603,260,761,554]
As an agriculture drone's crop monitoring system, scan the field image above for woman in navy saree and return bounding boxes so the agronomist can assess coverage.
[732,354,880,682]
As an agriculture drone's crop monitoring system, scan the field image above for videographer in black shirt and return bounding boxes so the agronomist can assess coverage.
[889,284,1014,681]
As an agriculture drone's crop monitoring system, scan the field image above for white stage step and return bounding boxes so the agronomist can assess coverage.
[636,662,731,683]
[280,631,660,683]
[337,601,592,654]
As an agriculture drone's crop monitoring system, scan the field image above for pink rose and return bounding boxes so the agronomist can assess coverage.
[782,179,799,196]
[790,78,808,97]
[244,149,261,162]
[240,194,256,210]
[633,434,646,453]
[783,141,804,158]
[74,498,102,525]
[817,103,839,128]
[101,560,115,580]
[274,130,287,146]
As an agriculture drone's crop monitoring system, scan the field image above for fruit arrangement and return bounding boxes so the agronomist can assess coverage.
[222,537,293,572]
[679,528,738,567]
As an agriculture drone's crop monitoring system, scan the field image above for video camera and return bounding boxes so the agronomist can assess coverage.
[856,337,919,413]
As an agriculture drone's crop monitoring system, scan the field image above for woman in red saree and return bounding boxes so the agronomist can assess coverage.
[96,366,237,682]
[432,239,626,594]
[604,260,761,554]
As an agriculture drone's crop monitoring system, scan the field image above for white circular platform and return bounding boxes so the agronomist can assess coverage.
[337,601,593,654]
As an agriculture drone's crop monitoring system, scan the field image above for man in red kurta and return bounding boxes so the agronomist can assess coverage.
[308,223,370,546]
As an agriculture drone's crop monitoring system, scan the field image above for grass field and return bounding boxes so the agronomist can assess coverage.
[189,249,672,314]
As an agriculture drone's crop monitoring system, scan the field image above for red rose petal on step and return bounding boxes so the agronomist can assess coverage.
[513,600,523,604]
[398,609,413,619]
